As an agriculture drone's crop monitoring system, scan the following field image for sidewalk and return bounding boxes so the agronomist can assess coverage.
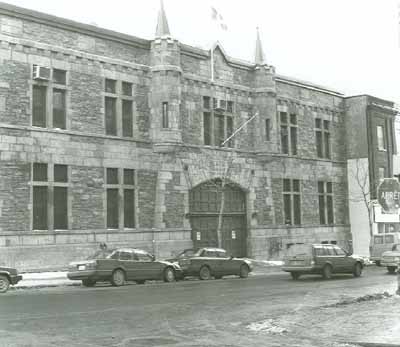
[13,260,283,289]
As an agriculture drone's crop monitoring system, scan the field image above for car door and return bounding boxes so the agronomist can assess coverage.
[324,245,338,272]
[216,250,236,276]
[134,251,163,280]
[333,246,353,272]
[202,250,220,275]
[118,250,135,280]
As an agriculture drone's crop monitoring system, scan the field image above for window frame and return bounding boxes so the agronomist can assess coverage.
[315,118,331,159]
[31,66,68,130]
[105,168,137,230]
[318,181,334,225]
[280,112,297,155]
[282,178,301,225]
[31,163,70,231]
[202,96,235,148]
[104,79,135,138]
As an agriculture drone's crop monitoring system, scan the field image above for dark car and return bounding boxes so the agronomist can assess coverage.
[67,248,182,287]
[174,247,252,280]
[0,266,22,293]
[282,243,364,280]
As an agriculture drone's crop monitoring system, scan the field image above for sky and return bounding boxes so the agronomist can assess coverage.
[3,0,400,105]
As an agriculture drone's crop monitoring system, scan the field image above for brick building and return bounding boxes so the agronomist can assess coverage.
[0,2,396,270]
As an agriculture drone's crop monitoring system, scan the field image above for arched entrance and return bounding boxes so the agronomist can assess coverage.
[188,179,247,257]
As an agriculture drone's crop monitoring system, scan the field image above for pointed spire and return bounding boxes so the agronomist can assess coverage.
[255,27,266,65]
[155,0,171,38]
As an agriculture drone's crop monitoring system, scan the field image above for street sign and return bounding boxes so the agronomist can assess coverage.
[377,178,400,213]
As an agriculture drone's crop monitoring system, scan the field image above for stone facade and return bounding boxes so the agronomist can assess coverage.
[0,3,395,270]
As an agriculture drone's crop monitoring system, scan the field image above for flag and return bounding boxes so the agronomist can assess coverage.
[211,6,228,31]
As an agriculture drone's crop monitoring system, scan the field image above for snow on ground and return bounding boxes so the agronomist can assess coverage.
[247,318,288,334]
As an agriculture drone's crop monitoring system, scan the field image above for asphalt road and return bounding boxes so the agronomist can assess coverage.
[0,267,399,347]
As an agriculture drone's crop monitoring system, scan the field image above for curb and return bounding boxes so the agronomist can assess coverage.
[349,343,400,347]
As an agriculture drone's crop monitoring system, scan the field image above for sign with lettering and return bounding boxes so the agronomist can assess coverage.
[378,178,400,213]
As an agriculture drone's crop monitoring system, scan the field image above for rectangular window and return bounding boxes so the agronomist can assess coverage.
[33,186,48,230]
[124,189,135,228]
[280,112,297,155]
[214,114,225,147]
[377,125,386,150]
[315,118,331,159]
[54,187,68,229]
[265,119,270,141]
[33,163,48,181]
[162,102,169,128]
[105,168,136,229]
[54,164,68,183]
[53,69,66,85]
[32,163,69,231]
[105,79,116,93]
[283,178,301,225]
[53,89,66,129]
[107,188,119,229]
[107,168,119,184]
[122,100,133,137]
[203,96,211,109]
[122,81,132,96]
[32,67,68,129]
[203,112,211,145]
[318,181,334,225]
[226,116,233,148]
[32,85,47,127]
[105,97,117,135]
[227,101,234,113]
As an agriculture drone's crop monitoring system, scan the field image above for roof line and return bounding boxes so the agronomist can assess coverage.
[0,2,150,49]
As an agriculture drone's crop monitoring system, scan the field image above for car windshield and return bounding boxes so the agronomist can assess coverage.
[87,249,113,260]
[286,244,312,256]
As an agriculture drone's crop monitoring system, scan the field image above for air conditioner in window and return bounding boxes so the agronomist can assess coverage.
[214,99,226,112]
[32,65,51,80]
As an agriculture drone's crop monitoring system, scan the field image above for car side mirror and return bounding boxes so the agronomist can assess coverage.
[347,250,353,256]
[229,255,234,260]
[151,254,156,261]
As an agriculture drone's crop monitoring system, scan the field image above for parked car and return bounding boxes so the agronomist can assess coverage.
[0,266,22,293]
[173,247,252,280]
[67,248,182,287]
[380,243,400,274]
[282,243,364,280]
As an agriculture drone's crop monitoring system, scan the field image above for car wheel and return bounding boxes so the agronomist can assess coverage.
[239,264,249,278]
[82,279,96,287]
[290,272,300,280]
[375,260,381,267]
[199,266,211,280]
[111,269,125,286]
[322,264,332,280]
[387,266,396,274]
[0,275,10,293]
[163,267,175,283]
[353,263,362,277]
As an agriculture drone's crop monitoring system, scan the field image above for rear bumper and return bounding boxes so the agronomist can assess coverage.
[282,266,318,273]
[67,270,99,281]
[381,262,399,267]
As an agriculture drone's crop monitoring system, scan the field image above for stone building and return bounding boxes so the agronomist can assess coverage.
[0,2,396,270]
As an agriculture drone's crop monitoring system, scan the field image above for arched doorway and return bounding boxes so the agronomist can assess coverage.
[188,179,247,257]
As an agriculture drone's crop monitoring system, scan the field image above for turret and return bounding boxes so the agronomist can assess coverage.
[150,0,182,152]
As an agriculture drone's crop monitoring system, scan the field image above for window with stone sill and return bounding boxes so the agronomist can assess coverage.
[280,112,297,155]
[315,118,331,159]
[318,181,334,225]
[105,168,136,229]
[32,163,69,231]
[202,96,234,147]
[282,178,301,225]
[104,79,134,137]
[32,66,67,130]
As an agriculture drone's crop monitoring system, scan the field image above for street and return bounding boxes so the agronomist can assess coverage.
[1,267,399,347]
